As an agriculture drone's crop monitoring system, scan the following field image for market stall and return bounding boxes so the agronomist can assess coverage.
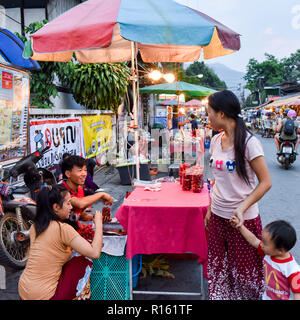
[26,0,241,300]
[115,180,210,298]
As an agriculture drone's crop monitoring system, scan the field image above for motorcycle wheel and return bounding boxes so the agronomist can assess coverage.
[0,212,30,270]
[284,158,290,170]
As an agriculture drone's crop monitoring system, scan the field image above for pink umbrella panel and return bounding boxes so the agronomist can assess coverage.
[184,99,202,107]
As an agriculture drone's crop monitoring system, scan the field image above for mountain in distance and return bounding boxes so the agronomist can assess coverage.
[183,62,249,100]
[206,62,249,99]
[206,62,245,89]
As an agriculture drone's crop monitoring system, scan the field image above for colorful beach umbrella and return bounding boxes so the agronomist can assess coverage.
[184,99,202,106]
[27,0,241,63]
[27,0,241,181]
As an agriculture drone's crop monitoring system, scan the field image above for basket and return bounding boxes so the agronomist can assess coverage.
[90,252,130,300]
[132,254,142,288]
[90,252,142,300]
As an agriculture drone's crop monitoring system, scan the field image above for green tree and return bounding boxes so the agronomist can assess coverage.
[281,49,300,82]
[185,61,227,90]
[244,54,285,93]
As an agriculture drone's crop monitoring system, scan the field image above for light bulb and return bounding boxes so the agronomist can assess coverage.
[148,70,162,81]
[163,73,175,83]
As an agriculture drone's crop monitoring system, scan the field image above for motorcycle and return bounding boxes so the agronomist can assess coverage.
[277,140,296,170]
[0,146,56,269]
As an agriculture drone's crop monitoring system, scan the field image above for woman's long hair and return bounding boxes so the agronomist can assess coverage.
[34,184,69,238]
[208,90,253,184]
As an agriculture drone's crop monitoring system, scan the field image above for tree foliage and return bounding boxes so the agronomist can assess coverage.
[185,61,227,90]
[61,62,130,113]
[244,54,284,92]
[244,50,300,93]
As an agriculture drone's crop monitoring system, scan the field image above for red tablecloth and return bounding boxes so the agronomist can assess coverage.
[115,182,209,265]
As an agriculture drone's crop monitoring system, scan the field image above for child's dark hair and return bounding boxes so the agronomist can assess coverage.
[61,155,87,179]
[62,152,70,161]
[208,90,253,184]
[264,220,297,252]
[34,184,70,237]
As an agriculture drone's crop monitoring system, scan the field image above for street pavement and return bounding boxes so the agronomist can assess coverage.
[0,133,299,300]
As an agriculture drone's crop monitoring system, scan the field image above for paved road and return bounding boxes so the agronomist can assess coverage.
[0,133,299,299]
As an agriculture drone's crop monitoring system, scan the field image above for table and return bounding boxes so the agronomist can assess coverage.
[115,182,210,298]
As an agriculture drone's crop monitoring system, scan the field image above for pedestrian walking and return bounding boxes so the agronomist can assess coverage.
[204,90,272,300]
[18,184,103,300]
[230,218,300,300]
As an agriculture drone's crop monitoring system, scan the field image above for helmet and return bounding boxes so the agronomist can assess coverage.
[287,110,297,118]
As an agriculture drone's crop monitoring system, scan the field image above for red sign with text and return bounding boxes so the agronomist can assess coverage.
[2,71,13,90]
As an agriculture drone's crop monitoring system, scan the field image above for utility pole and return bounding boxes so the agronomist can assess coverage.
[258,77,265,105]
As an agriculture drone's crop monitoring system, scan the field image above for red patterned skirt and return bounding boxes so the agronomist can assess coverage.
[207,213,264,300]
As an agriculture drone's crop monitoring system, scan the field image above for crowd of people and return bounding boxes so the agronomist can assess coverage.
[16,90,300,301]
[243,107,300,155]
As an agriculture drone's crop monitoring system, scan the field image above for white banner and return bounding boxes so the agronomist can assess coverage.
[29,117,85,167]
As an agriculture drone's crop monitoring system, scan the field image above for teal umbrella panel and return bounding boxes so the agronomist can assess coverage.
[140,81,216,96]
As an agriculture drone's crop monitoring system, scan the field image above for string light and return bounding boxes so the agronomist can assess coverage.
[148,70,162,81]
[163,73,175,83]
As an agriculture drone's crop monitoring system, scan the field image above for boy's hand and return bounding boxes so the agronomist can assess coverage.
[231,207,244,228]
[101,193,113,206]
[230,215,241,229]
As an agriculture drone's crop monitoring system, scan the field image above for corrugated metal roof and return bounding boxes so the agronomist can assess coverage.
[1,1,47,9]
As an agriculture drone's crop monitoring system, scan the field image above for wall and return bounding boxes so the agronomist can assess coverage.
[0,0,81,34]
[50,90,86,110]
[47,0,81,21]
[29,108,117,165]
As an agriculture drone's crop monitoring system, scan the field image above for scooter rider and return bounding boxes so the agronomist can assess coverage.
[274,109,300,155]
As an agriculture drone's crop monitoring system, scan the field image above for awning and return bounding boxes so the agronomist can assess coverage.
[0,28,40,70]
[265,93,300,108]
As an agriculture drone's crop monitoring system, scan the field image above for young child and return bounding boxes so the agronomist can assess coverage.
[230,216,300,300]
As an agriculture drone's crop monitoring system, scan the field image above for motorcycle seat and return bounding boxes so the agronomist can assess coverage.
[13,186,30,194]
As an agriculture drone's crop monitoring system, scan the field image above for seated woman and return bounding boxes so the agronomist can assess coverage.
[18,184,103,300]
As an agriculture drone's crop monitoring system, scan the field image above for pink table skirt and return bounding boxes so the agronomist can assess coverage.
[115,182,210,263]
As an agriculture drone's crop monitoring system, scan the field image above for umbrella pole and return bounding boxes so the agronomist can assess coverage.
[131,41,140,181]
